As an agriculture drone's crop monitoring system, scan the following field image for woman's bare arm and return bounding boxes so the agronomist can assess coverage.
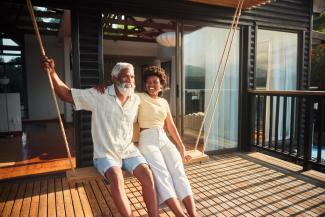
[165,112,191,162]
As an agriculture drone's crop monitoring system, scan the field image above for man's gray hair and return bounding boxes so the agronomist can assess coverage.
[111,62,134,78]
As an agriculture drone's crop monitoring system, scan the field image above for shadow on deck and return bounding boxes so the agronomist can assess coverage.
[0,152,325,217]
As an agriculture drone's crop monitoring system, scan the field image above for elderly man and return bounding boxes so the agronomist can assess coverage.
[41,56,158,217]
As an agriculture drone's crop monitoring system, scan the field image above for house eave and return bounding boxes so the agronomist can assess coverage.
[187,0,272,9]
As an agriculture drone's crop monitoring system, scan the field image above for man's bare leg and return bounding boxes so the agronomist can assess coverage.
[133,164,159,217]
[182,195,198,217]
[105,167,133,217]
[165,197,187,217]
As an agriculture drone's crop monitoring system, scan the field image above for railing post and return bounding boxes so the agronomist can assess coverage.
[303,96,314,171]
[247,93,256,152]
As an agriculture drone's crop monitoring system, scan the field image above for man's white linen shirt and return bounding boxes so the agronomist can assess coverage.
[71,85,141,161]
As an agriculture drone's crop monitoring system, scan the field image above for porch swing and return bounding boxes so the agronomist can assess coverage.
[26,0,267,182]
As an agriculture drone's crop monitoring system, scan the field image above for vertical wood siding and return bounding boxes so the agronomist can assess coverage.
[72,4,103,167]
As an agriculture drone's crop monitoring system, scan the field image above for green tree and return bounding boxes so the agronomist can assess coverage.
[311,45,325,88]
[311,13,325,89]
[314,13,325,33]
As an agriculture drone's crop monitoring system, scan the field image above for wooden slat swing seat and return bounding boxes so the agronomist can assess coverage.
[26,0,262,183]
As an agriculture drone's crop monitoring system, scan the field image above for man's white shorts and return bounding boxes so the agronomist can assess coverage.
[138,128,193,205]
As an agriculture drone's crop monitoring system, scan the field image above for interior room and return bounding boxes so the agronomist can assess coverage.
[0,3,75,179]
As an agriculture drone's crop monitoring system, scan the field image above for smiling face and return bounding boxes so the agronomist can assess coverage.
[145,75,161,97]
[116,68,135,86]
[113,68,135,96]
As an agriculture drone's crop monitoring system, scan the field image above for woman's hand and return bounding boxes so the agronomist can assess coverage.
[180,146,192,163]
[94,84,106,94]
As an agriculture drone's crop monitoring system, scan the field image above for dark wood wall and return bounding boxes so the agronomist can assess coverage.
[72,4,103,167]
[71,0,311,166]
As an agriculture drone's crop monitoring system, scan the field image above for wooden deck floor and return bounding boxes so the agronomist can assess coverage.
[0,152,325,217]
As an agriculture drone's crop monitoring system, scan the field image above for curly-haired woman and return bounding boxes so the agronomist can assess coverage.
[137,66,197,217]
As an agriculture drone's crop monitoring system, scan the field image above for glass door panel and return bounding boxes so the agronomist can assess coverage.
[182,26,240,151]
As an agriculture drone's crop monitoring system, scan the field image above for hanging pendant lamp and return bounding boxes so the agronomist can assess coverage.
[156,32,175,47]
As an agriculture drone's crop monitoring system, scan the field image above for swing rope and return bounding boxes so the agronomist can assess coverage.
[26,0,75,174]
[194,0,244,153]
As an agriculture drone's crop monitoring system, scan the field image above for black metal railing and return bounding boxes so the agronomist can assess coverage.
[248,90,325,171]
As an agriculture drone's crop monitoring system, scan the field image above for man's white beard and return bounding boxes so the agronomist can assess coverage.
[116,82,135,96]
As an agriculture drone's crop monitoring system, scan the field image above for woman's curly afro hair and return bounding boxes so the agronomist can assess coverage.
[142,66,167,87]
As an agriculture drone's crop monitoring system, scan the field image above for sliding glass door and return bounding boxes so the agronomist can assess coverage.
[182,26,240,152]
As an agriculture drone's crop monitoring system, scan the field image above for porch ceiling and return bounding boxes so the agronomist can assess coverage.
[0,2,63,38]
[102,13,197,43]
[187,0,271,9]
[102,14,171,43]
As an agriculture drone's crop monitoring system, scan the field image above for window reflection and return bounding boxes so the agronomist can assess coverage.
[183,27,239,151]
[256,30,298,90]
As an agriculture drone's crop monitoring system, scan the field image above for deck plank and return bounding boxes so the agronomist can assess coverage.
[89,180,112,217]
[10,182,26,217]
[61,177,75,217]
[124,181,142,217]
[20,182,33,217]
[97,179,121,217]
[2,183,19,217]
[38,179,48,217]
[47,178,56,217]
[83,181,102,217]
[76,182,94,217]
[55,178,66,217]
[68,181,85,217]
[129,180,148,216]
[29,180,40,217]
[0,183,12,214]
